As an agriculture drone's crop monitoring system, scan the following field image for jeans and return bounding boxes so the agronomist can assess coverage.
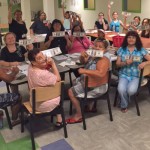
[118,77,139,108]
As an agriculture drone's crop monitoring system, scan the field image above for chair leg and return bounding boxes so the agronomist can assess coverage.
[69,71,73,115]
[113,90,118,107]
[106,94,113,121]
[147,80,150,95]
[29,116,35,150]
[50,116,54,123]
[21,106,24,133]
[4,107,12,129]
[134,95,140,116]
[80,100,86,130]
[6,83,11,93]
[69,102,73,115]
[61,108,68,138]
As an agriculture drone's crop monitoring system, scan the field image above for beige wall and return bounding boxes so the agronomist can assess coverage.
[1,0,150,31]
[54,0,150,30]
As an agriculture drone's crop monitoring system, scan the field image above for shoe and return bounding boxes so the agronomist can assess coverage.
[66,118,82,124]
[55,122,67,128]
[121,108,128,113]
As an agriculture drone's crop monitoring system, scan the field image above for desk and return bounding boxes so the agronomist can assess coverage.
[87,31,150,48]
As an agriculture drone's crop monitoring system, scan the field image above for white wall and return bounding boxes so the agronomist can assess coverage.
[43,0,55,21]
[54,0,150,30]
[0,0,9,23]
[30,0,43,13]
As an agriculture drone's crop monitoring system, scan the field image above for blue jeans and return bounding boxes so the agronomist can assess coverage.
[117,77,139,108]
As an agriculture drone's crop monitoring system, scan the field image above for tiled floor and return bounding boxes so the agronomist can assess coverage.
[0,75,150,150]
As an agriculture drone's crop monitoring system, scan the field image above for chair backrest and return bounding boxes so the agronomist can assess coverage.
[30,81,64,114]
[143,64,150,77]
[31,82,62,102]
[138,64,150,90]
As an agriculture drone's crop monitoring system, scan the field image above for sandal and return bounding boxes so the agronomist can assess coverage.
[121,108,128,113]
[66,118,82,124]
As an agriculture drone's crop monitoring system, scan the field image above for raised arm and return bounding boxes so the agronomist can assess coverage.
[107,2,112,23]
[62,3,65,18]
[8,0,13,24]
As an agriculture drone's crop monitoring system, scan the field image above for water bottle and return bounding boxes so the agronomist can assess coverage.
[0,110,4,129]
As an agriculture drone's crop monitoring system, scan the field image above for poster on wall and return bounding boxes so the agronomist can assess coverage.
[7,0,21,17]
[11,0,21,5]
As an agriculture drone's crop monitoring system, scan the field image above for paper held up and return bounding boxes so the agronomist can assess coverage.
[52,31,66,37]
[19,39,32,46]
[73,32,86,37]
[42,47,62,57]
[86,49,103,57]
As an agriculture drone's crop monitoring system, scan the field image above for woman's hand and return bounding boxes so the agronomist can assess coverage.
[126,57,133,65]
[78,68,86,74]
[26,44,34,51]
[10,62,20,67]
[138,62,146,69]
[49,36,54,42]
[108,3,111,9]
[65,34,69,40]
[80,51,89,64]
[46,57,55,66]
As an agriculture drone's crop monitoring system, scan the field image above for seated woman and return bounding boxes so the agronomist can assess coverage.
[66,38,110,123]
[27,48,63,127]
[68,25,92,54]
[116,31,150,113]
[94,29,110,47]
[0,32,33,93]
[0,32,33,63]
[44,19,71,54]
[140,18,150,38]
[0,65,21,125]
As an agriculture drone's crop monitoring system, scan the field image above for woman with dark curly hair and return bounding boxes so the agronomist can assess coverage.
[116,31,150,113]
[44,19,71,54]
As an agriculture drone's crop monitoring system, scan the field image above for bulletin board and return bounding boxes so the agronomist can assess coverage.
[122,0,141,13]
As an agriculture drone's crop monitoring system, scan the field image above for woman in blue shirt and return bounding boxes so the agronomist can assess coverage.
[107,2,126,32]
[116,31,150,112]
